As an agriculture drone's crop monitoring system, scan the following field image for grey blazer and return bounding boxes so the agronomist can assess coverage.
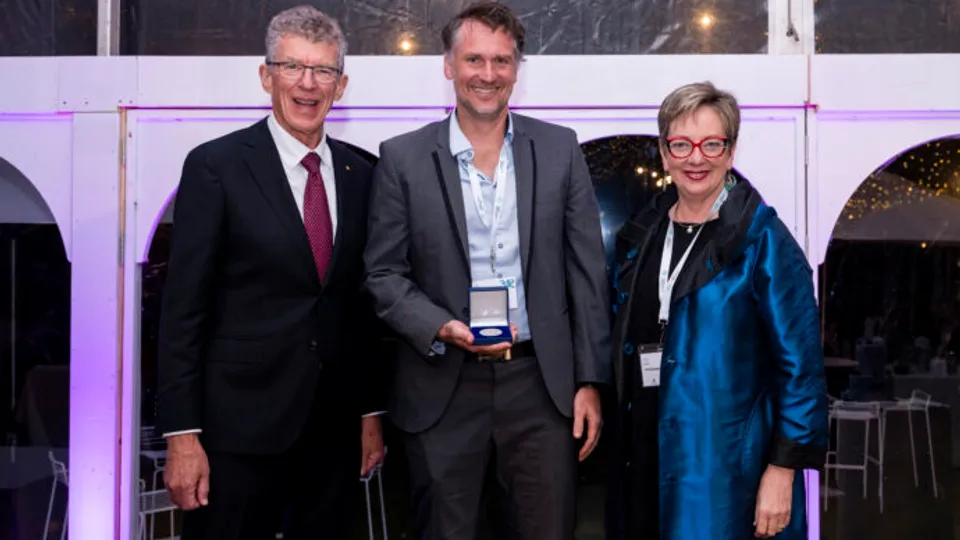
[363,113,612,433]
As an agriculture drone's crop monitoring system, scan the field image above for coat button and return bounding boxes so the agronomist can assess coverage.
[623,343,635,355]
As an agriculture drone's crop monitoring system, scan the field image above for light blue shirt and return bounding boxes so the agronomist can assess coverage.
[449,111,530,341]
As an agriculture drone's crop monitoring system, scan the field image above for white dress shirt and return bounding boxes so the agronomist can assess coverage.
[266,112,338,235]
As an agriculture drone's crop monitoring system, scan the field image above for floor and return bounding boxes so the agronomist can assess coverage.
[360,412,960,540]
[3,413,959,540]
[819,405,957,540]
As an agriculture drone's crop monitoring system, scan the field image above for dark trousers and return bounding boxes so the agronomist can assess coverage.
[405,355,577,540]
[181,381,361,540]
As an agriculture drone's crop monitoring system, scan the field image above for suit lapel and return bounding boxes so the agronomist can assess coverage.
[324,139,356,286]
[241,120,319,285]
[511,122,535,285]
[432,117,471,273]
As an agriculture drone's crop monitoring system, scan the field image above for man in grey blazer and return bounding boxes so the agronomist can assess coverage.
[363,2,611,538]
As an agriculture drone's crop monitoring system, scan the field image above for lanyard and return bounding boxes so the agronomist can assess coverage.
[465,152,510,273]
[657,186,730,324]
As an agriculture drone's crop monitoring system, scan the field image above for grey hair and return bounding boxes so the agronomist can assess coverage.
[265,5,348,71]
[657,81,740,148]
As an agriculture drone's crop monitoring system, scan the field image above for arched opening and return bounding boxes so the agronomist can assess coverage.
[0,158,71,539]
[818,137,959,539]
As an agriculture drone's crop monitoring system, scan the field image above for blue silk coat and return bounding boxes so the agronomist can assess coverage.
[609,180,827,540]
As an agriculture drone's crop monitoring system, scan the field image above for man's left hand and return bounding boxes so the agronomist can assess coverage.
[573,385,602,461]
[360,415,385,477]
[754,464,794,537]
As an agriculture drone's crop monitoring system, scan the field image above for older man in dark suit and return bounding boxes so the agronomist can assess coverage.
[156,6,384,540]
[363,3,612,539]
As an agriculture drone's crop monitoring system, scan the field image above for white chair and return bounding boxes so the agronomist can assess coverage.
[823,397,884,512]
[140,425,173,538]
[883,389,938,498]
[140,426,168,491]
[360,446,388,540]
[138,484,179,540]
[43,451,68,540]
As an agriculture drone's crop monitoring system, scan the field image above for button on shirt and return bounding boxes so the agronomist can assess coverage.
[449,111,530,341]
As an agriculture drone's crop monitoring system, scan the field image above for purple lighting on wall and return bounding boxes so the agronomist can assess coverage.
[123,103,820,111]
[807,470,818,540]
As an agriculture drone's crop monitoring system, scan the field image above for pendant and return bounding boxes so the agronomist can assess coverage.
[686,225,694,233]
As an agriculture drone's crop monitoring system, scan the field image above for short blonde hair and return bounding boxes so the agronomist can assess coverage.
[657,81,740,148]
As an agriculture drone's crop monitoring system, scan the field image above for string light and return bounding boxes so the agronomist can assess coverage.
[839,138,960,224]
[397,33,417,54]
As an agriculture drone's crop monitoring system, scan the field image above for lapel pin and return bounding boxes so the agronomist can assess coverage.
[345,165,351,171]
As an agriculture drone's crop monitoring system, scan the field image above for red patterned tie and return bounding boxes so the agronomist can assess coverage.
[301,152,333,282]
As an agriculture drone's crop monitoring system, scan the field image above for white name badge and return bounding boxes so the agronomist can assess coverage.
[639,349,662,388]
[474,277,518,309]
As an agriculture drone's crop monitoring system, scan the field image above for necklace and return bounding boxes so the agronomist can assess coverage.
[675,221,698,234]
[669,206,703,233]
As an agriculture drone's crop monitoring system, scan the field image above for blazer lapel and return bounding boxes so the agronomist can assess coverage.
[432,117,471,273]
[241,120,319,286]
[324,139,355,286]
[511,124,535,284]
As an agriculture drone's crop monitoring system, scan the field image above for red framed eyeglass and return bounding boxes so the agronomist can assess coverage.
[665,136,729,159]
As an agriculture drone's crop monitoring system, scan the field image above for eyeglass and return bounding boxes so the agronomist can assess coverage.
[665,136,728,159]
[266,61,341,83]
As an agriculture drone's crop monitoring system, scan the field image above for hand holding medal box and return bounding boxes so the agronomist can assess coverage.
[468,286,512,345]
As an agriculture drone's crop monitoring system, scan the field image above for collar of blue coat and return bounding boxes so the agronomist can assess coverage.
[448,108,515,159]
[614,177,772,301]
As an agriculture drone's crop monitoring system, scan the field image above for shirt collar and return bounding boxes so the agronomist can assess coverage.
[448,109,514,158]
[266,112,331,173]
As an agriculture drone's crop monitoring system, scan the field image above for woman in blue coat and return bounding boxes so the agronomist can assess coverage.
[606,82,828,539]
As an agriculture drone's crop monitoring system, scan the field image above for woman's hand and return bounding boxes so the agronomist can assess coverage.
[754,464,794,537]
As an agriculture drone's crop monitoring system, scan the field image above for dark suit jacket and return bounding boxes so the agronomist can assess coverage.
[364,113,612,433]
[157,117,378,455]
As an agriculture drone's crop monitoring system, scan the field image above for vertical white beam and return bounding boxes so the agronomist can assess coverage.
[97,0,121,55]
[70,111,122,539]
[770,3,820,539]
[121,108,141,540]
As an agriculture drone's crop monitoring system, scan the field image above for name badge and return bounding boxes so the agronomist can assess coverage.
[638,345,662,388]
[475,277,518,310]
